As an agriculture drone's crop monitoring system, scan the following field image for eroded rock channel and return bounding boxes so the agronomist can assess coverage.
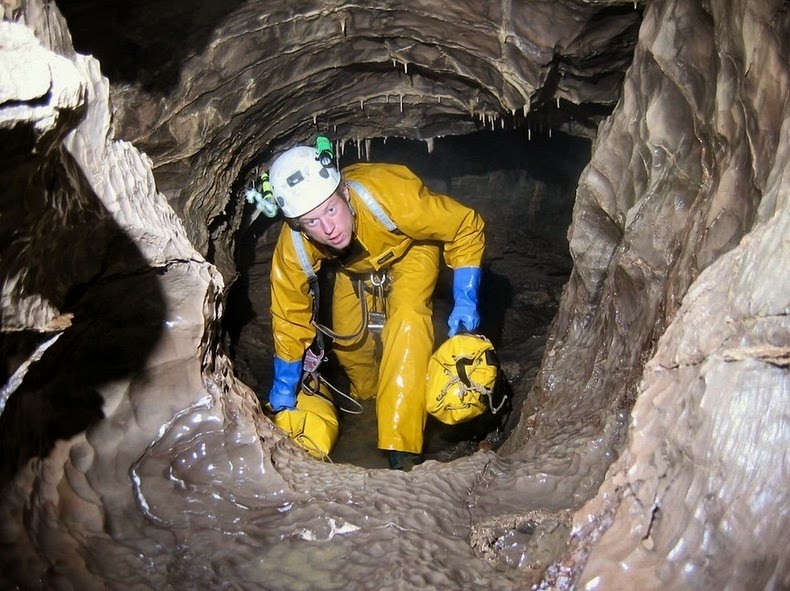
[1,1,787,590]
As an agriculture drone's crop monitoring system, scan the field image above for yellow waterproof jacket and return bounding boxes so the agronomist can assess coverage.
[270,162,485,363]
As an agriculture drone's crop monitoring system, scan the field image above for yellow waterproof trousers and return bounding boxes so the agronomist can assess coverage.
[332,242,440,454]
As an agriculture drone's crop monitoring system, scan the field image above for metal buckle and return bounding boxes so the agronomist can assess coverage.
[368,311,386,331]
[367,271,388,332]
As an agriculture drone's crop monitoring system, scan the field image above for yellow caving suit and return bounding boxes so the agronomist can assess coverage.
[270,163,485,453]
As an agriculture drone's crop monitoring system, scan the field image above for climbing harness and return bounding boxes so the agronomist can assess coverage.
[346,180,398,232]
[287,227,366,416]
[288,175,399,336]
[294,178,396,336]
[426,333,506,425]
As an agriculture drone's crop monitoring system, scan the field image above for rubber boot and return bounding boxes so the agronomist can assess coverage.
[388,451,424,471]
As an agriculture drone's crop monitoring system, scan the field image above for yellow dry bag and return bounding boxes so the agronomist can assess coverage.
[273,386,339,460]
[426,333,501,425]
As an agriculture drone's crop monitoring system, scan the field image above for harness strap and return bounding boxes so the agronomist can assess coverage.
[290,229,324,352]
[289,179,397,286]
[290,228,317,283]
[289,180,399,346]
[348,180,398,232]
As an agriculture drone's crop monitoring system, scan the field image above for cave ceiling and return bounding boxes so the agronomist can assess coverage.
[58,0,642,275]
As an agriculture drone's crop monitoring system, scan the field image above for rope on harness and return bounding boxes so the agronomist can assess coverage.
[311,279,369,342]
[289,229,388,414]
[300,367,364,415]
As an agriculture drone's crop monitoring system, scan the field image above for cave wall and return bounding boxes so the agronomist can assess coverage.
[0,5,286,587]
[99,0,640,280]
[1,0,788,589]
[509,0,789,588]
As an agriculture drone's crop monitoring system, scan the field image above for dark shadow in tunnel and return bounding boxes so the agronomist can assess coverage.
[478,267,512,349]
[0,143,167,487]
[57,0,247,92]
[222,212,279,361]
[338,127,591,186]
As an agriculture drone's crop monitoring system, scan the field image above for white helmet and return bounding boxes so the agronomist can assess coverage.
[269,145,341,218]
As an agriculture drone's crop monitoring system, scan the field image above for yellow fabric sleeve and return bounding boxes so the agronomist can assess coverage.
[270,224,321,362]
[344,163,486,269]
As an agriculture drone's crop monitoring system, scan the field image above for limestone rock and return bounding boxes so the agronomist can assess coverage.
[1,0,787,589]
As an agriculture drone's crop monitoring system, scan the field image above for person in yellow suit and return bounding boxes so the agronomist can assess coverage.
[266,141,485,470]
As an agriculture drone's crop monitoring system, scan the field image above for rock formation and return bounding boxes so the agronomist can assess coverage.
[0,0,787,589]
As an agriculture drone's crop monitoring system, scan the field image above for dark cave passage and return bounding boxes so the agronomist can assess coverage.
[222,128,591,468]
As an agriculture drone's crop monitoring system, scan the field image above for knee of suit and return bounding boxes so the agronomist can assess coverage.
[383,305,434,347]
[386,299,433,325]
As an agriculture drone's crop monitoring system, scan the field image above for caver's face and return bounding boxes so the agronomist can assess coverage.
[298,186,354,250]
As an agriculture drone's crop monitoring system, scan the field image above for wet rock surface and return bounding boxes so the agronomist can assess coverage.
[1,0,788,590]
[470,509,574,583]
[62,0,641,278]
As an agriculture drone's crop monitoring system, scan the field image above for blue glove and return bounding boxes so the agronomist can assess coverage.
[268,357,301,411]
[448,266,481,336]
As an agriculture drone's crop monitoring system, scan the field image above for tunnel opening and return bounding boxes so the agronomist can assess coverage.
[222,126,591,469]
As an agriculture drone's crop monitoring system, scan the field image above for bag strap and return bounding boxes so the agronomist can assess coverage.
[455,348,500,388]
